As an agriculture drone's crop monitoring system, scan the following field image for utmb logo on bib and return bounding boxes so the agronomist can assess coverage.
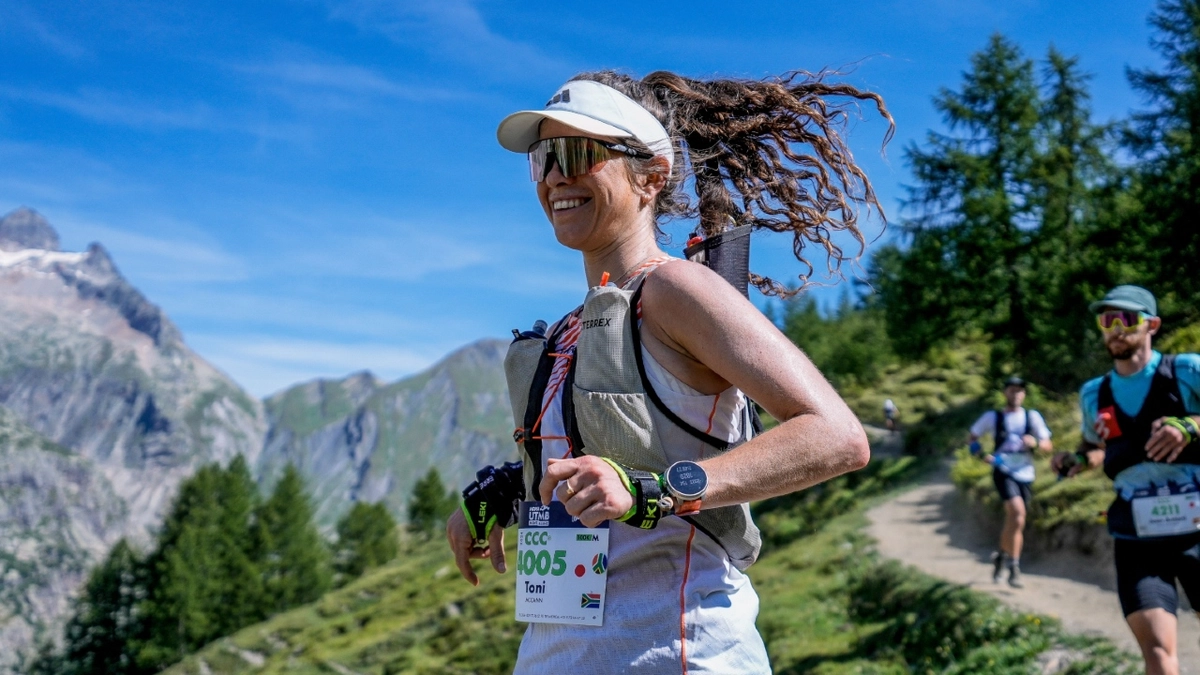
[527,505,550,527]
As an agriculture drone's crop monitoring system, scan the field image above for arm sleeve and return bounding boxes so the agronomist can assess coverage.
[1079,379,1101,445]
[1029,411,1051,440]
[1173,354,1200,415]
[969,411,995,439]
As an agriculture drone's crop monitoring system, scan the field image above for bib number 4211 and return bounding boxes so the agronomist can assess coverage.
[1152,503,1183,517]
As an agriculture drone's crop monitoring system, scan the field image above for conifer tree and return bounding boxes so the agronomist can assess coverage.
[878,35,1115,388]
[887,34,1041,364]
[255,464,331,613]
[1126,0,1200,319]
[137,465,226,667]
[136,460,265,669]
[53,540,148,675]
[407,467,457,536]
[334,501,399,582]
[1021,47,1122,388]
[214,455,265,631]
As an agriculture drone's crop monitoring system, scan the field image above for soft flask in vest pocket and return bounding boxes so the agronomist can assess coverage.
[505,323,550,492]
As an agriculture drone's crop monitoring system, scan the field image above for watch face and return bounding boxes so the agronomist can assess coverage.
[666,461,707,501]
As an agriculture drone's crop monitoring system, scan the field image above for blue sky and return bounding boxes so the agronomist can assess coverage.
[0,0,1163,397]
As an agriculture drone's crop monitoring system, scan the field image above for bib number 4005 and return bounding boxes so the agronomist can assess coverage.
[518,548,567,577]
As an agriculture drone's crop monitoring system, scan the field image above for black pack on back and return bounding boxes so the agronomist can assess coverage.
[993,409,1030,451]
[684,226,751,299]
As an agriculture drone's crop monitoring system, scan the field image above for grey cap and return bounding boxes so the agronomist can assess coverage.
[1003,376,1026,389]
[1089,285,1157,316]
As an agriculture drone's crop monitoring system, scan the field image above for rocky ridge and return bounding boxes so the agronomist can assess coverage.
[0,206,517,670]
[0,406,127,674]
[0,208,265,535]
[259,338,515,527]
[0,207,267,670]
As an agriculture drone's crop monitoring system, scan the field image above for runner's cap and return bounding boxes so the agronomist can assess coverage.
[1088,285,1157,316]
[1003,376,1026,389]
[497,79,674,171]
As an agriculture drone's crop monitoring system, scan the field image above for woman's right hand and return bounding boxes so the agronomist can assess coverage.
[446,506,507,586]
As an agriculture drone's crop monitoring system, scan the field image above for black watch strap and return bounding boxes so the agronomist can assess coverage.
[620,468,666,530]
[599,458,667,530]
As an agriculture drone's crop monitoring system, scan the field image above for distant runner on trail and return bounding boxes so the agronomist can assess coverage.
[968,376,1053,588]
[883,398,898,434]
[1053,285,1200,675]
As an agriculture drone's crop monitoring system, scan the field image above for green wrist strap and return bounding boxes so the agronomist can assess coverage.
[599,457,665,528]
[600,458,639,522]
[1163,417,1195,443]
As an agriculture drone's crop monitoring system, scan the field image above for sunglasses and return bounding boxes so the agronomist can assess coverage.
[1096,310,1148,332]
[527,136,653,182]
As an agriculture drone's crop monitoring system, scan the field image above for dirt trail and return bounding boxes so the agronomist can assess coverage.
[866,465,1200,671]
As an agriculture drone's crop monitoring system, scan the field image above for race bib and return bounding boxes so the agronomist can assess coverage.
[1132,492,1200,538]
[515,501,609,626]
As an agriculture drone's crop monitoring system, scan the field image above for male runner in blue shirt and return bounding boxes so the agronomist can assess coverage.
[1053,285,1200,675]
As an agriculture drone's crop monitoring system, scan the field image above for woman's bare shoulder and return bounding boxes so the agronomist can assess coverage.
[641,258,748,315]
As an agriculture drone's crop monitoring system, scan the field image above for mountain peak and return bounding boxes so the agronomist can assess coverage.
[0,207,61,252]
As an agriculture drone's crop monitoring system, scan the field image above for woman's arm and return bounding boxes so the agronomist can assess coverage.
[637,260,869,508]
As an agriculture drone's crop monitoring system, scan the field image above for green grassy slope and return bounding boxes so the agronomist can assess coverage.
[158,458,1135,675]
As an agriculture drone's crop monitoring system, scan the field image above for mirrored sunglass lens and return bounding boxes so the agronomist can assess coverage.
[1098,311,1141,330]
[527,138,611,182]
[556,138,608,178]
[528,140,550,182]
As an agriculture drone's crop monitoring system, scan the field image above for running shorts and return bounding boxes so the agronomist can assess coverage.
[992,467,1031,505]
[1114,534,1200,617]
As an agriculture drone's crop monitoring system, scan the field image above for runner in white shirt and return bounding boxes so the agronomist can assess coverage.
[967,376,1053,587]
[883,398,898,434]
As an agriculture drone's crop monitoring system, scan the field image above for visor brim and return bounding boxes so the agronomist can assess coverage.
[497,110,631,153]
[1089,300,1153,314]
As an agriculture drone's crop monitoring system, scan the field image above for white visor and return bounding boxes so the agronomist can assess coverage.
[497,79,673,171]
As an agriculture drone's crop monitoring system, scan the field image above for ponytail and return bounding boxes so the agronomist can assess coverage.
[574,69,893,297]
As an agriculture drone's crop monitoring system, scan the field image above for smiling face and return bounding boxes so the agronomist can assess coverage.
[535,119,662,253]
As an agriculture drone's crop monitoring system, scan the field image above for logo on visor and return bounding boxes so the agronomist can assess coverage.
[546,89,571,106]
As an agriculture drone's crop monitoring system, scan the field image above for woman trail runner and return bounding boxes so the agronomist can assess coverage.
[446,70,891,673]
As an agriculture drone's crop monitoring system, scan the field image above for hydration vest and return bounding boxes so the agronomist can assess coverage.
[992,408,1031,453]
[1098,354,1200,538]
[504,276,763,570]
[992,408,1035,482]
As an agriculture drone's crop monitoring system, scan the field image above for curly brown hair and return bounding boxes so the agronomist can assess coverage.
[573,70,894,297]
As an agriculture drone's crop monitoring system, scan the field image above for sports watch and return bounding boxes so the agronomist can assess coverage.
[661,460,708,517]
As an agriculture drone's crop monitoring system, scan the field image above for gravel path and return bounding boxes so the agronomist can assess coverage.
[866,465,1200,671]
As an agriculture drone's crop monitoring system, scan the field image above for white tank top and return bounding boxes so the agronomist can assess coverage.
[514,258,770,674]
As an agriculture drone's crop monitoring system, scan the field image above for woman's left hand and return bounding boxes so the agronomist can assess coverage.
[539,456,635,528]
